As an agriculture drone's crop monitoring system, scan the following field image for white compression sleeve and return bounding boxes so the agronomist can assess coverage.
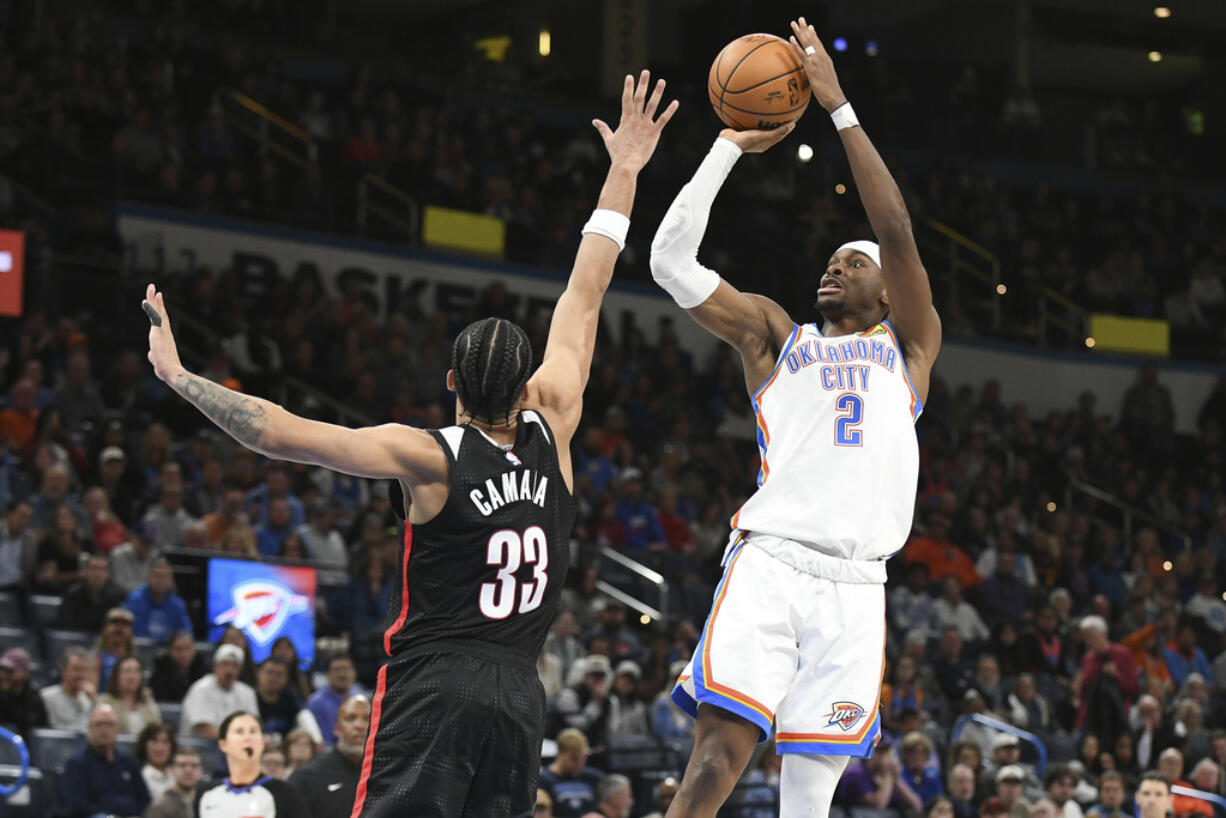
[779,753,850,818]
[649,137,742,309]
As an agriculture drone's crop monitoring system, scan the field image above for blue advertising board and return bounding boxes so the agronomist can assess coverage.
[207,558,315,669]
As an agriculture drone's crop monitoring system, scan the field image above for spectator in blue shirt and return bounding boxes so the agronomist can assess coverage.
[62,702,151,818]
[246,463,305,529]
[306,655,364,746]
[255,496,296,558]
[575,428,616,499]
[539,728,605,818]
[125,558,194,645]
[612,468,665,551]
[1163,619,1213,687]
[901,731,945,806]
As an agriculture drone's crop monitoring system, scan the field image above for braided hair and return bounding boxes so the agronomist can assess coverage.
[451,317,533,427]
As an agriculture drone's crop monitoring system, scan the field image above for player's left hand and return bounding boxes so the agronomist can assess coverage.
[788,17,848,112]
[593,69,680,173]
[142,283,184,383]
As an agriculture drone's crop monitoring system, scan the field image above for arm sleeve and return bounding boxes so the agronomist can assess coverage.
[648,139,741,308]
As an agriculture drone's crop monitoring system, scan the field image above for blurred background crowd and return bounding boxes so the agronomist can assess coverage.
[2,0,1226,816]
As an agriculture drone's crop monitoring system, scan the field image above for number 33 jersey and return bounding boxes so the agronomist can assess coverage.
[383,409,576,661]
[730,320,921,563]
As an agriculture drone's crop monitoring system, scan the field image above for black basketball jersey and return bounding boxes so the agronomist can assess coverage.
[382,409,576,661]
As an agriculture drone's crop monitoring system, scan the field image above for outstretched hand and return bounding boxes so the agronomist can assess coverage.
[592,69,679,173]
[142,283,184,383]
[788,16,847,112]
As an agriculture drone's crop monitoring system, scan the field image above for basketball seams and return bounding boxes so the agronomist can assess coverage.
[725,66,808,96]
[710,35,810,129]
[720,38,778,89]
[712,94,809,117]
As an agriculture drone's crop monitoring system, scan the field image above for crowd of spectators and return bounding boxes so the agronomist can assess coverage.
[3,4,1225,360]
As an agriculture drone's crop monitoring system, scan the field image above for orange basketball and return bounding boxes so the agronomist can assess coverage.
[708,33,811,131]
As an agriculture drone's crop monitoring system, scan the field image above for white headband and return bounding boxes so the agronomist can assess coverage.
[836,240,881,268]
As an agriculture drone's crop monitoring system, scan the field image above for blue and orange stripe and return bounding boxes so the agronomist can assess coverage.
[881,320,923,421]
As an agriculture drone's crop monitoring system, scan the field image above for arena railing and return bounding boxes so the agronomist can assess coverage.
[1171,785,1226,814]
[596,545,670,628]
[357,174,421,243]
[220,89,318,169]
[1063,475,1192,552]
[919,218,1004,334]
[950,713,1048,775]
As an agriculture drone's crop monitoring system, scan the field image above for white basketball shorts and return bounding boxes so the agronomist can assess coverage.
[671,532,886,756]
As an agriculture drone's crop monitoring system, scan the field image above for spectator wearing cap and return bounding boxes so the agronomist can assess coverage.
[125,557,193,644]
[554,655,612,758]
[246,462,305,529]
[61,702,150,818]
[0,647,48,737]
[582,599,644,665]
[607,660,649,739]
[539,728,606,818]
[0,500,34,593]
[96,606,136,690]
[901,731,945,805]
[42,646,98,730]
[904,513,981,590]
[179,643,258,739]
[297,499,347,568]
[983,734,1022,789]
[999,765,1037,818]
[306,655,363,747]
[1077,615,1138,750]
[947,763,978,818]
[60,552,126,632]
[111,520,160,594]
[1044,765,1085,818]
[613,468,667,551]
[1086,770,1127,818]
[97,445,139,525]
[1163,618,1213,688]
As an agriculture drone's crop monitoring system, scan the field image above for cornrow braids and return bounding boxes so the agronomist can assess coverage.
[451,317,533,426]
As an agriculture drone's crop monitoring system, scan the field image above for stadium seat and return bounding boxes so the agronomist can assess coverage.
[27,729,85,775]
[42,630,93,665]
[0,594,20,627]
[0,765,49,818]
[0,628,39,661]
[28,596,61,631]
[158,703,182,733]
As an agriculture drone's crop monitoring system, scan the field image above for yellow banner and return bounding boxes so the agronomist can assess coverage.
[1088,314,1169,356]
[423,207,505,257]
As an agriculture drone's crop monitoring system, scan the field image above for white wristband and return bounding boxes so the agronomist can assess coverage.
[582,208,630,251]
[830,101,859,131]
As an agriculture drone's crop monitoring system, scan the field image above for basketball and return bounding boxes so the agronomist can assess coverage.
[708,33,811,131]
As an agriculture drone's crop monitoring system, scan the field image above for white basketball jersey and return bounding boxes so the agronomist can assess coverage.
[731,320,921,562]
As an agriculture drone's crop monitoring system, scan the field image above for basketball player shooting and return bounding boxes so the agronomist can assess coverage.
[650,19,942,818]
[143,69,677,817]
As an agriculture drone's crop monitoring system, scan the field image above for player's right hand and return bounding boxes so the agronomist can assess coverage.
[143,283,185,384]
[593,69,679,173]
[718,123,795,154]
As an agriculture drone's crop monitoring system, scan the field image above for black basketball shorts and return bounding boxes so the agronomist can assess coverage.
[350,645,546,818]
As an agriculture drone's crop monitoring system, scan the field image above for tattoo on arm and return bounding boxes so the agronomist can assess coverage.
[173,372,270,448]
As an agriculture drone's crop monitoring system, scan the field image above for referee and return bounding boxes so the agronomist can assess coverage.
[195,711,308,817]
[287,695,371,818]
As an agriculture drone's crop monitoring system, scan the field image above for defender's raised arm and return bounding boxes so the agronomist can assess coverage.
[527,70,678,445]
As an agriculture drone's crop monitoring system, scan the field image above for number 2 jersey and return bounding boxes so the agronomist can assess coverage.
[730,320,922,563]
[383,409,576,661]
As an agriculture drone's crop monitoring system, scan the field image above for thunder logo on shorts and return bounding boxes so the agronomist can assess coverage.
[824,701,867,732]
